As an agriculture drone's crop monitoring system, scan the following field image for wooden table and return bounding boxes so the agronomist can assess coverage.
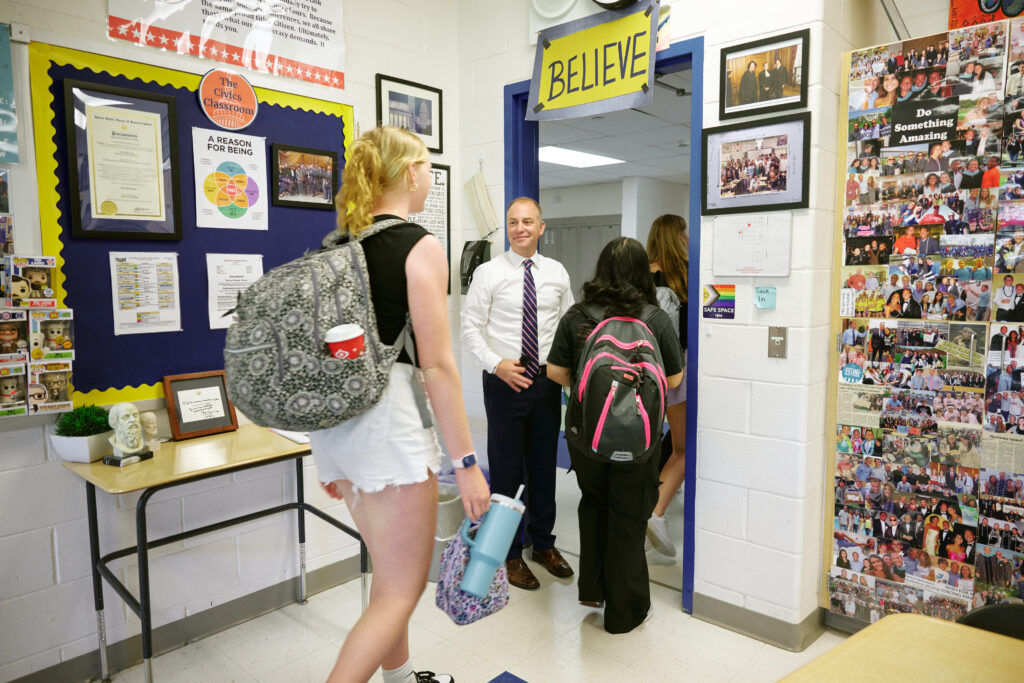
[783,612,1024,681]
[63,424,367,682]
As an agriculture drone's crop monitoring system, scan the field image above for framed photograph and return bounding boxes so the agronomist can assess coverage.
[0,167,9,213]
[375,74,443,154]
[270,143,338,210]
[702,111,811,216]
[63,79,182,240]
[408,162,451,292]
[161,370,238,441]
[719,28,809,120]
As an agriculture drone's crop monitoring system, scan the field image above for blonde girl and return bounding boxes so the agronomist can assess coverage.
[317,126,489,683]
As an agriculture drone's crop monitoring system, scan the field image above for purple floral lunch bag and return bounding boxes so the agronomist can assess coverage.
[435,529,509,625]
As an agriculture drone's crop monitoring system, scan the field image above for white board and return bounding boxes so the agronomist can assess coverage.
[712,212,792,277]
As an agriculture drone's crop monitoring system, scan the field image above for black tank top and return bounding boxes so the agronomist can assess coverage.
[361,215,430,365]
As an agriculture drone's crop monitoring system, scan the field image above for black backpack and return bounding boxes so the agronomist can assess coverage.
[565,304,667,463]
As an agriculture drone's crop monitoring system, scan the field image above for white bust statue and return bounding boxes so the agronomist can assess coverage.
[140,411,161,452]
[108,402,147,457]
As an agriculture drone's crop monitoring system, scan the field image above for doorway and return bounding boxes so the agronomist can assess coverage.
[503,37,704,611]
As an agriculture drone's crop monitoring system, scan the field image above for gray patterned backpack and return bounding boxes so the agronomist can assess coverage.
[224,218,430,432]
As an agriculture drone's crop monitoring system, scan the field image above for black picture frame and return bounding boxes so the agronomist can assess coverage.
[270,143,339,210]
[408,162,451,293]
[375,74,443,154]
[162,370,238,441]
[702,111,811,216]
[719,28,810,121]
[63,79,182,240]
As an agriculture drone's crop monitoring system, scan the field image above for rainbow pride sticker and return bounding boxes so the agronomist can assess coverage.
[702,284,735,319]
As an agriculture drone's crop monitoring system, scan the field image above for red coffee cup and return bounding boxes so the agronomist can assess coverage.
[325,324,365,360]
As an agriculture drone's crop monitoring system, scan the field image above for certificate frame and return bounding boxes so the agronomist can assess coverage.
[270,143,338,210]
[702,111,811,216]
[63,79,183,240]
[375,74,443,154]
[161,370,238,441]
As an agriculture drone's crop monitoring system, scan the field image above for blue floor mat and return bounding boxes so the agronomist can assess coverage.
[487,674,528,683]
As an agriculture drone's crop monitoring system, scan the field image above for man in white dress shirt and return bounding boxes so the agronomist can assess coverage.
[461,197,575,590]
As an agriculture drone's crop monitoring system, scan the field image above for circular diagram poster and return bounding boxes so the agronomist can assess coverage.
[192,128,268,230]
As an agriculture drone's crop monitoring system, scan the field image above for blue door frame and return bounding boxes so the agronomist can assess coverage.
[502,36,703,613]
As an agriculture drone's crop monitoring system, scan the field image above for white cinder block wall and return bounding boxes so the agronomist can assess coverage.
[0,0,462,679]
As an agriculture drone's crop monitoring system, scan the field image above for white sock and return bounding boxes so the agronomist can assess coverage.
[382,659,416,683]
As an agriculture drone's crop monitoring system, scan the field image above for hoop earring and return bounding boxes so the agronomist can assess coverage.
[409,182,419,192]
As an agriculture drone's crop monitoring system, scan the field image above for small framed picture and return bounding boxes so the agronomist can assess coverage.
[719,28,809,120]
[161,370,238,441]
[63,79,182,240]
[375,74,443,154]
[0,167,9,213]
[270,143,338,210]
[702,111,811,216]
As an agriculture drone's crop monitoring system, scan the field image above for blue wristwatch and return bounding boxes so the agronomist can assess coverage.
[452,453,477,469]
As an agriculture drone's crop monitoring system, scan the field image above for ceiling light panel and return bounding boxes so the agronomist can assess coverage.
[538,145,625,168]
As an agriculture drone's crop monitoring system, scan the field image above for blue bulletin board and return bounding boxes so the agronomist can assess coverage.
[29,43,354,404]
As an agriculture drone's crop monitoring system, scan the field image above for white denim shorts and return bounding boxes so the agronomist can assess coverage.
[310,363,442,493]
[666,349,688,407]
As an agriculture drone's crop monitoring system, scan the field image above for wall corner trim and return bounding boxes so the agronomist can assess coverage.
[692,593,825,652]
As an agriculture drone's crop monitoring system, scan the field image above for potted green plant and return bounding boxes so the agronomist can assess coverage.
[49,404,114,463]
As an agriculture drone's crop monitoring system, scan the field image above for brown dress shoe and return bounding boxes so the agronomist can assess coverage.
[506,558,540,590]
[531,548,574,578]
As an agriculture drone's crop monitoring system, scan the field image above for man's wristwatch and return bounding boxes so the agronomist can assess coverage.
[452,453,477,469]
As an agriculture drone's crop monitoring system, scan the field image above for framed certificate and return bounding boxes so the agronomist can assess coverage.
[161,370,238,440]
[63,79,182,240]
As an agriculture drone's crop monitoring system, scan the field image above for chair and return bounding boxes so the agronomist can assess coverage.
[957,603,1024,641]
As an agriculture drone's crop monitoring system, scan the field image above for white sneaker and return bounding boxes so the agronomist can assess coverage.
[646,513,676,557]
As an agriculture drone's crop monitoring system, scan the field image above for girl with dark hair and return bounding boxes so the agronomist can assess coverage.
[547,237,684,634]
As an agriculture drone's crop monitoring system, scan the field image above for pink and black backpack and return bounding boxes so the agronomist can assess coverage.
[566,303,668,464]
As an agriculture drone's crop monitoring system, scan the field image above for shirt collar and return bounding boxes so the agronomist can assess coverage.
[505,250,542,268]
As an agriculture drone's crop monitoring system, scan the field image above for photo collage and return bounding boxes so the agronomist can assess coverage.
[835,20,1024,624]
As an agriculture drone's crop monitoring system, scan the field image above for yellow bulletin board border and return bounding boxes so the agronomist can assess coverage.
[821,49,852,610]
[28,43,354,406]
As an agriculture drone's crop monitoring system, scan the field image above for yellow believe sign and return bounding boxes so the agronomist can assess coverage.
[527,1,657,121]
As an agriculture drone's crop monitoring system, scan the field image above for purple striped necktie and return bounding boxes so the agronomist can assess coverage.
[522,258,539,379]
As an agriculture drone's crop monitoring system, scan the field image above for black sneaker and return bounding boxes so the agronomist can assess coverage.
[415,672,454,683]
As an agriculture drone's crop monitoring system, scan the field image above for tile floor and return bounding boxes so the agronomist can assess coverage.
[111,472,847,682]
[110,576,847,683]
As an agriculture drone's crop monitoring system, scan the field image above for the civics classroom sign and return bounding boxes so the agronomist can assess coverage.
[526,0,658,121]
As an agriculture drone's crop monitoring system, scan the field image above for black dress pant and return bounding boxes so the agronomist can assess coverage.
[482,371,561,560]
[570,444,659,634]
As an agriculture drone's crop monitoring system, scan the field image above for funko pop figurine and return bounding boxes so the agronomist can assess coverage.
[8,276,30,305]
[41,319,69,350]
[21,267,50,298]
[0,320,25,354]
[0,375,24,406]
[26,383,45,412]
[39,371,69,402]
